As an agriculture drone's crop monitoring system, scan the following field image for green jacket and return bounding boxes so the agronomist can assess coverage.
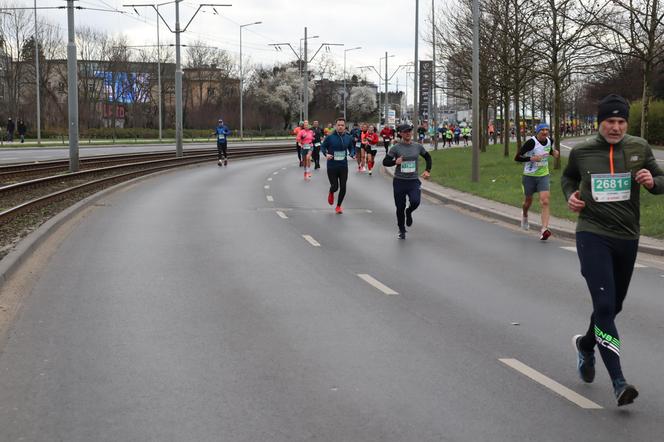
[561,134,664,239]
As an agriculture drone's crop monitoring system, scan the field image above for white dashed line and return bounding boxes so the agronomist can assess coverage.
[499,358,603,409]
[560,246,577,252]
[273,171,279,175]
[276,211,288,219]
[264,185,270,189]
[267,177,273,181]
[357,274,398,295]
[266,195,274,202]
[281,167,287,170]
[302,235,320,247]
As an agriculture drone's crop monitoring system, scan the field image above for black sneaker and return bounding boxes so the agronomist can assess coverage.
[406,209,413,227]
[398,231,406,240]
[613,379,639,406]
[573,335,595,383]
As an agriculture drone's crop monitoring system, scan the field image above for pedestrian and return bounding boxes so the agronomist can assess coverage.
[213,118,231,166]
[382,124,432,239]
[17,119,27,143]
[514,122,560,240]
[322,117,356,214]
[561,94,664,406]
[6,117,15,142]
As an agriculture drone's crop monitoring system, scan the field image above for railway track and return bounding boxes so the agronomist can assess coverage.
[0,144,292,239]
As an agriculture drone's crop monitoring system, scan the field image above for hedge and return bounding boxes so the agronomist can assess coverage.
[628,100,664,145]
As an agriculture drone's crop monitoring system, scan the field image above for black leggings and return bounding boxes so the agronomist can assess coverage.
[327,167,348,206]
[217,142,227,160]
[576,231,639,382]
[393,179,421,231]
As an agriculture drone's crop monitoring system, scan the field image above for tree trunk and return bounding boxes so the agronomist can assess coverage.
[553,75,562,169]
[503,89,510,156]
[640,58,652,139]
[515,93,522,149]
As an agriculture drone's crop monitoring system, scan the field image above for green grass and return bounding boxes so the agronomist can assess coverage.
[424,144,664,239]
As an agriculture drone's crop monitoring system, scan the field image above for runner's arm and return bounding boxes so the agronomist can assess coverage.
[642,146,664,194]
[382,150,397,167]
[420,150,432,172]
[514,139,536,162]
[561,149,581,201]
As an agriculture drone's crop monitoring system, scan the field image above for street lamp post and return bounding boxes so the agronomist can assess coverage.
[414,0,419,127]
[343,46,361,121]
[66,0,79,172]
[240,21,262,140]
[471,0,480,181]
[34,0,41,145]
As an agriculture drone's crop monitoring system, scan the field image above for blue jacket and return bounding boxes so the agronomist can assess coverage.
[322,130,355,168]
[215,125,231,142]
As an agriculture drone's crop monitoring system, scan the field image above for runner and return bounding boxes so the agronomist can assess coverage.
[454,125,461,146]
[417,123,426,144]
[380,124,395,154]
[561,94,664,406]
[213,118,231,166]
[296,120,315,180]
[382,124,432,239]
[362,125,380,175]
[293,122,304,166]
[461,126,471,146]
[322,117,356,214]
[514,122,560,239]
[312,120,324,170]
[358,123,369,172]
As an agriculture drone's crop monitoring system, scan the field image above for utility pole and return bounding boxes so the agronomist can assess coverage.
[156,5,162,142]
[432,0,438,148]
[66,0,79,172]
[384,51,388,127]
[34,0,41,145]
[240,21,262,140]
[414,0,419,127]
[471,0,480,181]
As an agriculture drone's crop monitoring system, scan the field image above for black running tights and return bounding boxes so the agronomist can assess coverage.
[327,167,348,206]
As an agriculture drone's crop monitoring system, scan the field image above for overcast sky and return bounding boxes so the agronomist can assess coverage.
[20,0,444,104]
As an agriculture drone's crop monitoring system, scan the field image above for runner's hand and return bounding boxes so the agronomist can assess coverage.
[635,168,655,189]
[568,191,585,212]
[395,157,403,165]
[531,155,542,161]
[326,154,333,160]
[421,170,430,179]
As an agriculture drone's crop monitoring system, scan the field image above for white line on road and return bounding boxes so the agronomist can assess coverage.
[267,177,273,181]
[273,171,279,175]
[561,144,572,150]
[357,274,399,295]
[264,185,270,189]
[499,358,603,410]
[276,211,288,219]
[266,195,274,202]
[281,167,287,170]
[560,246,577,252]
[302,235,320,247]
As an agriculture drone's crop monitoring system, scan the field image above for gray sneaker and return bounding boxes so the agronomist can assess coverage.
[573,334,595,383]
[521,217,529,231]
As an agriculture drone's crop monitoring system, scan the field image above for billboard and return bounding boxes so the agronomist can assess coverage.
[94,71,152,104]
[419,60,433,122]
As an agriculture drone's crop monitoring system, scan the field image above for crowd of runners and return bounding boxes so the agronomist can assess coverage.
[210,92,664,407]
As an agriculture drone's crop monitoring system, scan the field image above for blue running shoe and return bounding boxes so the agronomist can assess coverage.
[573,334,595,383]
[613,378,639,407]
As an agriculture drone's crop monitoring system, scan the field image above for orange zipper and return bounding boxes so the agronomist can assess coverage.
[609,144,615,175]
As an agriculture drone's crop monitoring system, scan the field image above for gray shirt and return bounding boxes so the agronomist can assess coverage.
[387,142,428,180]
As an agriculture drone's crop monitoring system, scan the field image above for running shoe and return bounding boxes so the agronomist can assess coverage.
[217,159,222,167]
[406,209,413,227]
[521,216,529,231]
[299,160,303,167]
[327,192,334,205]
[368,169,372,176]
[398,230,406,240]
[335,205,343,214]
[223,159,228,167]
[540,228,552,241]
[573,335,595,383]
[613,379,638,406]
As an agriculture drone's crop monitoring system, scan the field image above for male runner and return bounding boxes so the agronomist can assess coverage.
[380,125,395,154]
[562,94,664,406]
[213,118,231,166]
[322,117,356,214]
[293,122,304,166]
[514,122,560,239]
[382,124,432,239]
[312,120,324,170]
[296,120,315,180]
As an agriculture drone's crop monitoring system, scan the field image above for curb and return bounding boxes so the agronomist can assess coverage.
[382,166,664,257]
[0,161,210,287]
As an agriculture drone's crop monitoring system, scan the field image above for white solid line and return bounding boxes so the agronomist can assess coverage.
[276,211,288,219]
[264,185,270,189]
[499,358,603,409]
[560,144,572,150]
[302,235,320,247]
[266,195,274,202]
[357,274,399,295]
[560,246,577,252]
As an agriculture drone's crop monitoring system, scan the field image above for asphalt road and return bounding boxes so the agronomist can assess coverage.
[1,152,663,441]
[0,140,291,165]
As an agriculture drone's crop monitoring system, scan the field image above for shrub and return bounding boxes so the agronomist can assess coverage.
[628,100,664,145]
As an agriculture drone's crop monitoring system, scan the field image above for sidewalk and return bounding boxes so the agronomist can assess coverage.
[383,166,664,257]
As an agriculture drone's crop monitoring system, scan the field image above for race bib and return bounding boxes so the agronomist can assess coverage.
[355,142,361,148]
[218,134,226,140]
[334,150,346,161]
[302,144,312,149]
[314,142,321,147]
[401,160,416,173]
[591,173,631,202]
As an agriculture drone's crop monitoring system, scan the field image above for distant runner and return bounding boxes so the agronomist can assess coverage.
[214,118,231,166]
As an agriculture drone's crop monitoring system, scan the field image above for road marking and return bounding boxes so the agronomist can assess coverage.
[357,274,398,295]
[302,235,320,247]
[560,246,577,252]
[499,358,603,409]
[264,185,270,189]
[281,167,287,170]
[276,211,288,219]
[267,177,273,181]
[561,144,572,150]
[266,195,274,202]
[273,171,279,175]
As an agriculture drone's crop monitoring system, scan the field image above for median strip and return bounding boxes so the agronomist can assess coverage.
[499,358,603,409]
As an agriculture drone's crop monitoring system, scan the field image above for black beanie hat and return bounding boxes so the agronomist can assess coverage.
[598,94,629,124]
